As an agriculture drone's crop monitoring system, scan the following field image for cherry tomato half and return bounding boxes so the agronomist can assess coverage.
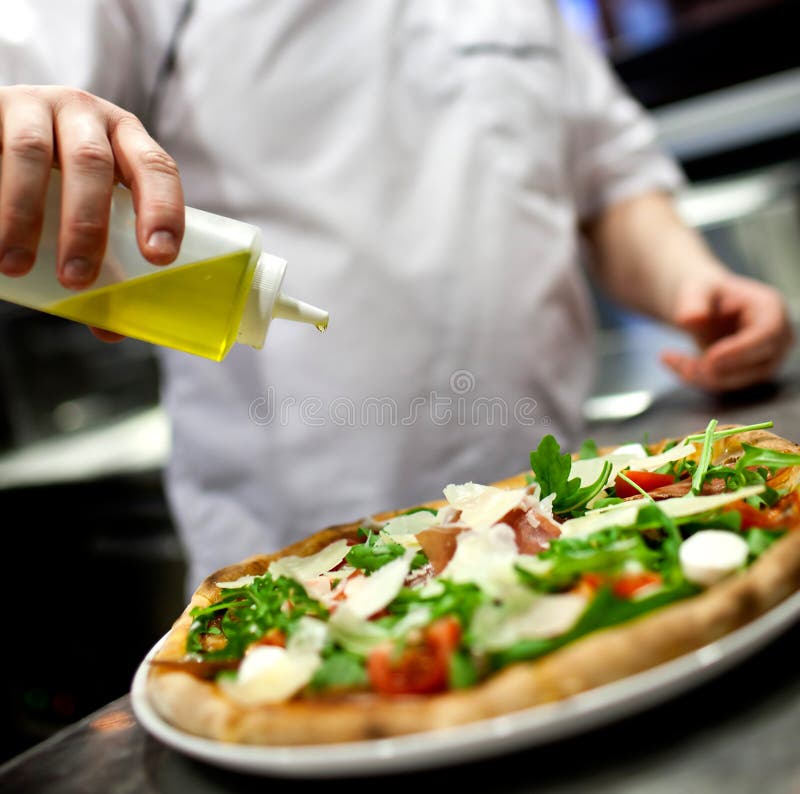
[366,616,461,695]
[614,470,676,498]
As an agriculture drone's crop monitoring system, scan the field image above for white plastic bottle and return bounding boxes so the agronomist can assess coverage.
[0,162,328,362]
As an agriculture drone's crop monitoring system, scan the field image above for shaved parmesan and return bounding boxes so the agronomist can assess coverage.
[471,592,588,652]
[268,538,350,582]
[341,549,416,618]
[440,523,521,597]
[221,616,327,704]
[302,566,356,604]
[382,511,438,536]
[329,603,432,656]
[379,511,429,551]
[443,482,528,530]
[560,485,765,538]
[327,608,390,655]
[627,444,698,472]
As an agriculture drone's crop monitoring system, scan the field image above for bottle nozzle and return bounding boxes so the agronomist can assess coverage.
[274,293,329,332]
[237,253,329,349]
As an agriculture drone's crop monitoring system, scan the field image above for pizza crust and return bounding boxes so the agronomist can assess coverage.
[146,427,800,745]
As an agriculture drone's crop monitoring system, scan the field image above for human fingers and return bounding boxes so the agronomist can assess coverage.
[701,330,792,376]
[109,114,184,265]
[669,280,733,348]
[699,287,792,373]
[697,359,782,392]
[53,90,118,289]
[0,87,55,276]
[660,350,701,385]
[661,347,782,392]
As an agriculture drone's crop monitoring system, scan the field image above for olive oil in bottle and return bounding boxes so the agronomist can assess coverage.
[0,158,328,360]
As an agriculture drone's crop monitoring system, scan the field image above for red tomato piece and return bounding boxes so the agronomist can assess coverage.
[612,571,662,599]
[577,571,661,599]
[425,615,462,653]
[724,491,800,531]
[366,617,461,696]
[614,470,676,498]
[578,572,607,593]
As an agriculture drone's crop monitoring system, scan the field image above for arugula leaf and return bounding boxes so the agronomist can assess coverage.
[625,502,684,584]
[449,649,480,689]
[735,443,800,473]
[590,496,625,509]
[529,435,612,514]
[578,438,599,459]
[691,418,718,494]
[683,420,782,493]
[346,530,427,574]
[745,528,785,560]
[187,574,327,661]
[681,511,742,533]
[515,529,660,592]
[489,582,699,668]
[310,649,369,690]
[529,435,572,500]
[387,581,486,628]
[682,421,773,445]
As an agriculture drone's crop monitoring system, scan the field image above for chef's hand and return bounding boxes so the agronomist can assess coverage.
[0,85,185,339]
[660,272,794,392]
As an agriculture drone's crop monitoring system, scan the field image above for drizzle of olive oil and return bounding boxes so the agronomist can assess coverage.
[47,251,255,361]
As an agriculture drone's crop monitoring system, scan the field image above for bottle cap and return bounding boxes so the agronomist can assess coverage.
[237,254,329,349]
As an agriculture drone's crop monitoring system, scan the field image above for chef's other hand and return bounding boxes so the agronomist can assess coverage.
[661,273,794,392]
[0,85,185,293]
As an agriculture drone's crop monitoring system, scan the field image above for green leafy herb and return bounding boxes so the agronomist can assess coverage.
[346,530,427,574]
[310,649,369,690]
[578,438,599,460]
[590,496,625,509]
[627,503,684,584]
[691,418,718,494]
[530,435,612,514]
[387,581,486,629]
[448,649,480,689]
[489,582,699,668]
[187,574,327,661]
[681,511,742,534]
[735,443,800,474]
[516,529,660,592]
[745,528,785,560]
[682,421,773,445]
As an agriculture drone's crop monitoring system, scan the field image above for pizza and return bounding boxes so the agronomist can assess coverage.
[145,420,800,745]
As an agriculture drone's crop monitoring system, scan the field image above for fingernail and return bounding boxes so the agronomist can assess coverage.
[63,257,94,286]
[0,247,33,275]
[147,230,177,256]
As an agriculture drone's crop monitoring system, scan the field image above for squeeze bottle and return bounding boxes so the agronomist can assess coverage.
[0,161,329,362]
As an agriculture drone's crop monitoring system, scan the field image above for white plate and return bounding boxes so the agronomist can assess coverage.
[131,589,800,779]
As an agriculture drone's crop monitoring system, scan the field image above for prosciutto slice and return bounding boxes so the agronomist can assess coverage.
[415,489,561,573]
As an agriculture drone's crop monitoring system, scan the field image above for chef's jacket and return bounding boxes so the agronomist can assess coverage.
[1,0,684,592]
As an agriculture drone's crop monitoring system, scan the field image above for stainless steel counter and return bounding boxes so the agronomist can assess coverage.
[2,367,799,792]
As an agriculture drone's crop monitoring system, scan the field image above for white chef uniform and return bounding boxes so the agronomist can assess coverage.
[1,0,684,593]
